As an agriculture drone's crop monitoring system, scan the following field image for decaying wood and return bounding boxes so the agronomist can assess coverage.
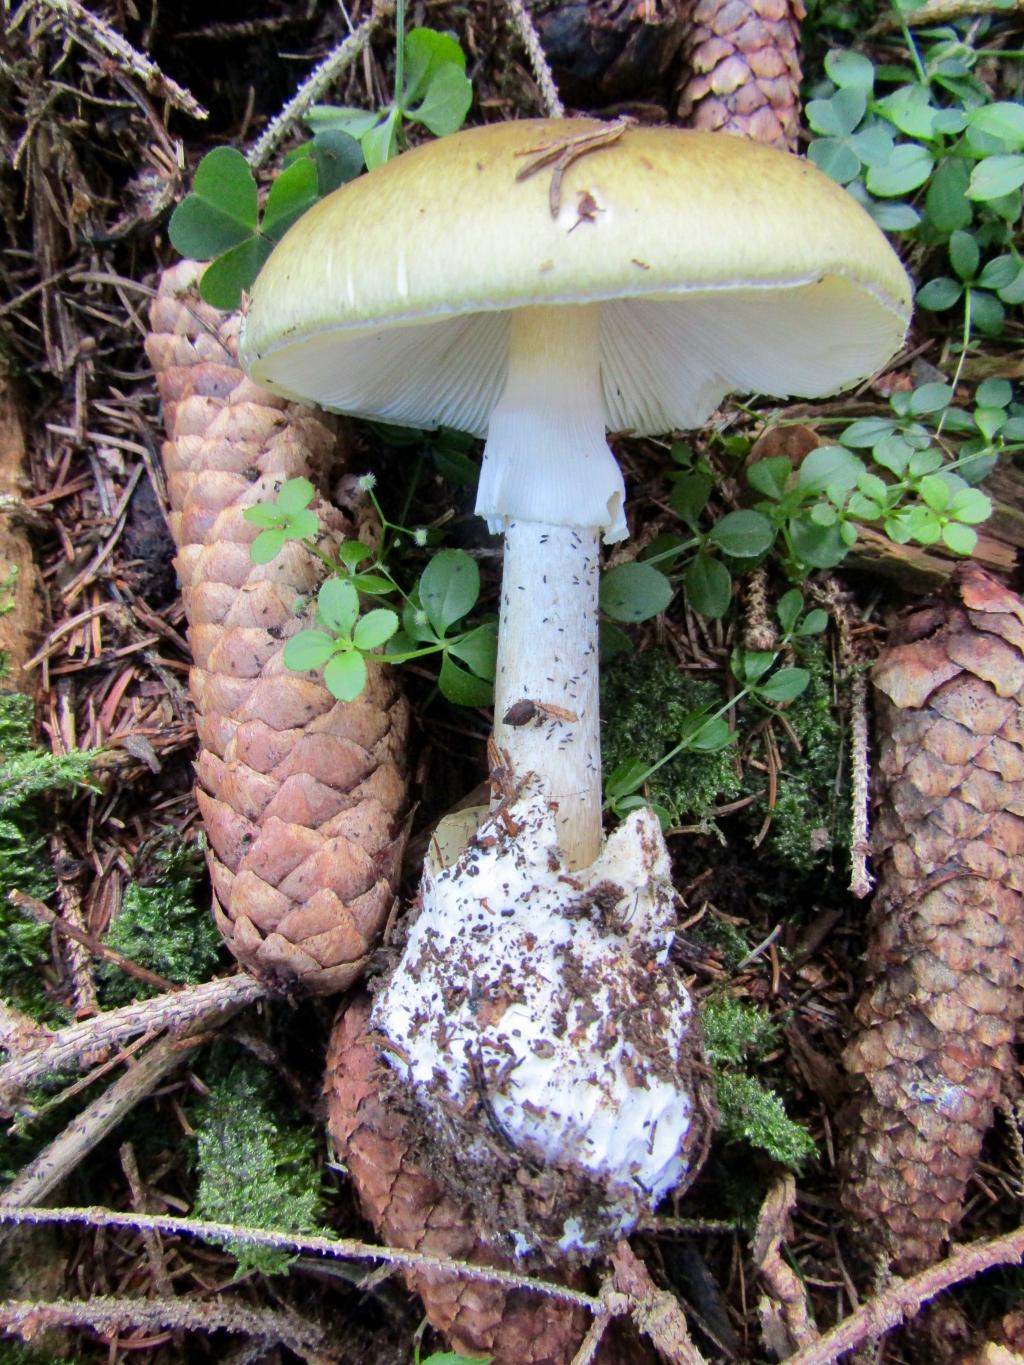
[146,263,409,996]
[325,996,650,1365]
[677,0,805,150]
[841,565,1024,1271]
[0,374,43,691]
[750,1175,819,1357]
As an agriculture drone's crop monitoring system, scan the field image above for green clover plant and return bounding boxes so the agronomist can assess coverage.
[605,590,828,828]
[805,17,1023,337]
[284,579,399,702]
[169,0,471,308]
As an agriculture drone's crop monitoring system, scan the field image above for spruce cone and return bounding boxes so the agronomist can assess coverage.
[841,565,1024,1271]
[325,998,650,1365]
[146,263,409,995]
[533,1,686,113]
[677,0,805,151]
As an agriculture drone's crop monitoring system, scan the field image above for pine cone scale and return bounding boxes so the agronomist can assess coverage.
[841,567,1024,1270]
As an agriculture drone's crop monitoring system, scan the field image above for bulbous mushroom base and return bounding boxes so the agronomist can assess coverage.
[370,780,712,1260]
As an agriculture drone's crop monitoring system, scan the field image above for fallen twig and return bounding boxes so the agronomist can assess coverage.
[0,974,266,1110]
[0,1206,603,1311]
[25,0,208,119]
[752,1175,819,1356]
[611,1241,706,1365]
[786,1224,1024,1365]
[247,3,395,169]
[0,1294,331,1363]
[504,0,565,118]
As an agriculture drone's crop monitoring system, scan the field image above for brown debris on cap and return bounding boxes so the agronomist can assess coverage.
[146,262,409,995]
[678,0,806,151]
[840,565,1024,1271]
[325,996,653,1365]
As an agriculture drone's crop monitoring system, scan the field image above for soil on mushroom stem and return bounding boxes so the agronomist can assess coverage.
[2,0,1023,1360]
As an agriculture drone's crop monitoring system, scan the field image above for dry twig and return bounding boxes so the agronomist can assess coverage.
[24,0,208,119]
[0,974,266,1111]
[0,1295,331,1363]
[504,0,565,117]
[247,3,395,169]
[0,1206,604,1310]
[787,1223,1024,1365]
[611,1241,706,1365]
[752,1176,819,1357]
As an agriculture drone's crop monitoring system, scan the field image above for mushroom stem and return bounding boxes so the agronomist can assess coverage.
[476,304,626,870]
[493,520,601,869]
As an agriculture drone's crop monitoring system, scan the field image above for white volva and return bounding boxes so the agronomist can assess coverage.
[371,779,701,1254]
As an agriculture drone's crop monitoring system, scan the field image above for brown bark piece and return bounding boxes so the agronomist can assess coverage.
[146,263,408,996]
[0,373,42,691]
[325,997,649,1365]
[840,565,1024,1272]
[677,0,806,151]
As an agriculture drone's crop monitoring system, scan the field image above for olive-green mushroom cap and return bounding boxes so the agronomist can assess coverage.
[240,118,913,436]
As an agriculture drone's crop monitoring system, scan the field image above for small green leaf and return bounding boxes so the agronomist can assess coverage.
[967,102,1024,150]
[875,85,938,139]
[244,503,284,529]
[283,630,337,672]
[707,509,774,558]
[353,609,399,651]
[169,147,258,259]
[872,433,914,476]
[997,267,1024,305]
[275,477,315,514]
[841,417,896,448]
[825,49,875,92]
[736,650,776,683]
[684,555,732,619]
[866,143,933,197]
[918,475,950,512]
[407,63,473,137]
[977,256,1020,292]
[976,378,1012,409]
[969,289,1006,337]
[747,456,792,501]
[310,128,364,195]
[349,572,395,595]
[808,138,862,184]
[250,528,286,564]
[868,199,920,232]
[600,620,634,661]
[261,157,319,241]
[968,155,1024,202]
[671,472,713,527]
[776,589,804,635]
[909,382,954,415]
[324,650,368,701]
[906,505,942,544]
[807,89,866,137]
[600,563,674,623]
[941,522,978,555]
[306,105,382,138]
[284,509,320,542]
[605,758,649,801]
[438,654,493,707]
[908,447,943,478]
[447,622,498,680]
[339,541,374,570]
[797,446,865,494]
[403,28,467,103]
[362,108,401,169]
[916,276,963,311]
[757,667,811,703]
[317,579,360,636]
[420,549,480,635]
[798,609,829,636]
[420,1353,491,1365]
[787,517,848,570]
[949,486,992,524]
[948,231,979,282]
[198,237,273,310]
[925,158,973,233]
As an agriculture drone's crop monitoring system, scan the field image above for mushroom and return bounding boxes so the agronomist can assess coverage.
[241,118,912,1253]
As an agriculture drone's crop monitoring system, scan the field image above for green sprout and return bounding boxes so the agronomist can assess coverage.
[242,477,321,565]
[284,579,399,702]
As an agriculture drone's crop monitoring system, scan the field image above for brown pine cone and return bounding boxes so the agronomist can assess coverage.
[677,0,806,151]
[325,997,651,1365]
[840,565,1024,1271]
[146,262,409,996]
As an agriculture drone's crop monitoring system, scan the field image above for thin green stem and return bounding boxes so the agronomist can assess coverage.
[896,10,929,84]
[936,288,974,439]
[394,0,406,106]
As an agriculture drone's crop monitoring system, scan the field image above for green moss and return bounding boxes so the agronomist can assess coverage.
[757,644,847,871]
[702,997,816,1171]
[193,1057,324,1276]
[601,643,847,869]
[97,843,222,1007]
[601,652,742,827]
[0,693,97,1021]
